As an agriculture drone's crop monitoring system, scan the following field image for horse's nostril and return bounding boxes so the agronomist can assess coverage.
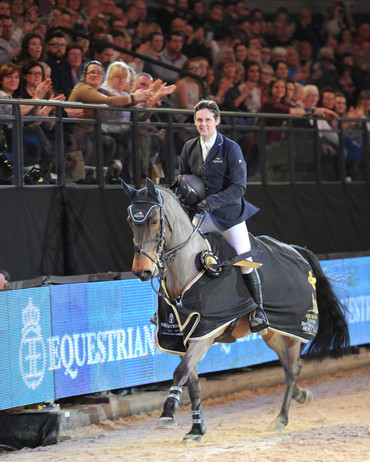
[133,269,153,281]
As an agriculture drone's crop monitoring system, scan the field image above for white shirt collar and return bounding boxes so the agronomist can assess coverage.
[201,131,217,151]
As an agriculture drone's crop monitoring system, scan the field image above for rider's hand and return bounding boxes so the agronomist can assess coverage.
[196,199,210,214]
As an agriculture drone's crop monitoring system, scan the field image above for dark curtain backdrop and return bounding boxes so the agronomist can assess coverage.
[1,183,369,281]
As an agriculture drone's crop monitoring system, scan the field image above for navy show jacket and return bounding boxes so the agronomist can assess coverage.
[179,132,259,231]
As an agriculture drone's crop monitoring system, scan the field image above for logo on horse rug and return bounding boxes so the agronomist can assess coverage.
[156,234,319,355]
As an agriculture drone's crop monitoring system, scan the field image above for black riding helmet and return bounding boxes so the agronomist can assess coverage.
[178,175,206,206]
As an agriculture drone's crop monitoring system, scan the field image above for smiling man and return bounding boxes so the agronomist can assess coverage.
[178,99,269,334]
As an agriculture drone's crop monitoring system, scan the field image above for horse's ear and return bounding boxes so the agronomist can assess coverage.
[146,178,161,203]
[121,179,137,201]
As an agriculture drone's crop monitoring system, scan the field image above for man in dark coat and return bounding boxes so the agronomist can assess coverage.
[178,99,269,333]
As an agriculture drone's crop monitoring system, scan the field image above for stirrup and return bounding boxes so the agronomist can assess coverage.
[150,314,157,325]
[249,307,269,335]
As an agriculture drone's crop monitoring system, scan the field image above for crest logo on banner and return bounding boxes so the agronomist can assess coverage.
[19,298,46,390]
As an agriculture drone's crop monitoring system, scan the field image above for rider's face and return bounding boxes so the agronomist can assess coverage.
[194,108,220,141]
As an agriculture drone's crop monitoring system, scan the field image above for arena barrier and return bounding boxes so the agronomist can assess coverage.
[0,256,369,411]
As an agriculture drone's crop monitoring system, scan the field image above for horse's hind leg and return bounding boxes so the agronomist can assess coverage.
[156,337,213,437]
[264,333,305,431]
[293,384,313,404]
[183,365,206,442]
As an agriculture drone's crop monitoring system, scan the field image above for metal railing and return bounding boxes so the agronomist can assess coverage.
[0,97,368,188]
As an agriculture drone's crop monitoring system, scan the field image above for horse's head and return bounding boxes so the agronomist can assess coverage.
[122,178,167,281]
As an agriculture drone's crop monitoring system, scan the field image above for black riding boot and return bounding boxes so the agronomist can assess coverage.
[243,269,270,334]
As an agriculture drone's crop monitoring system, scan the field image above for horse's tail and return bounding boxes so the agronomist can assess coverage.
[291,245,350,360]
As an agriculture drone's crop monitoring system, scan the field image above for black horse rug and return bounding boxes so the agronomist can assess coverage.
[155,234,319,355]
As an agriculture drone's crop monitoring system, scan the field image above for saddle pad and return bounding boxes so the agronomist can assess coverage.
[155,234,319,355]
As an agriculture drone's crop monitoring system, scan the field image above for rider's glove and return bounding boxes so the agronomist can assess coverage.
[196,199,210,214]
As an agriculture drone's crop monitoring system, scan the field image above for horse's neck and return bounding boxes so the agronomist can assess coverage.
[162,194,206,299]
[164,233,205,300]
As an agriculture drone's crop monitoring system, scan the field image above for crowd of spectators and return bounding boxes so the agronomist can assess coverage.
[0,0,368,183]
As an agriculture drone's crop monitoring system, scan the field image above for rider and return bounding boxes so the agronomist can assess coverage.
[178,99,269,333]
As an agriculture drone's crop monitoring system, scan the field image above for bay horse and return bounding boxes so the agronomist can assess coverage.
[122,178,349,442]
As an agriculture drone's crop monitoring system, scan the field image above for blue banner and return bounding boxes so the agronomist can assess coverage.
[0,257,369,411]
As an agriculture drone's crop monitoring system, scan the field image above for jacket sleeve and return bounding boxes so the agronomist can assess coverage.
[205,140,247,211]
[179,140,193,175]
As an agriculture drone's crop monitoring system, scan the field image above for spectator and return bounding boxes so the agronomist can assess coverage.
[297,41,313,65]
[16,33,45,64]
[237,61,262,113]
[286,46,301,80]
[92,40,114,70]
[46,31,74,98]
[182,23,212,61]
[322,2,353,39]
[204,2,225,36]
[101,61,132,181]
[222,62,248,113]
[213,58,236,107]
[66,43,84,87]
[312,46,341,90]
[319,87,336,112]
[284,78,296,105]
[171,58,200,117]
[68,0,85,27]
[234,42,248,66]
[273,60,289,80]
[154,32,187,85]
[259,64,274,94]
[205,66,217,98]
[303,83,340,173]
[260,77,306,145]
[266,18,286,48]
[68,60,151,169]
[292,82,305,107]
[352,23,370,46]
[194,56,209,80]
[132,71,175,180]
[0,62,56,181]
[338,52,357,103]
[0,14,21,65]
[260,44,271,64]
[293,9,321,51]
[143,31,164,76]
[155,0,177,35]
[247,47,261,65]
[10,1,23,30]
[334,91,347,116]
[270,46,287,64]
[20,60,67,180]
[341,90,370,180]
[75,33,90,62]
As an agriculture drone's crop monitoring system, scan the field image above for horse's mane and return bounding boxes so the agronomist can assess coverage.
[157,186,193,226]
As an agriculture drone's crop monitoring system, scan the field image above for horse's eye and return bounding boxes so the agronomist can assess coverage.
[150,219,159,226]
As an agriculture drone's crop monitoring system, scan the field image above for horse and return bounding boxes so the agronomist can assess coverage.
[122,178,349,442]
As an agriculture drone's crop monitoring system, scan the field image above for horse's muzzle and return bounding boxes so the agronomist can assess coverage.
[133,269,153,282]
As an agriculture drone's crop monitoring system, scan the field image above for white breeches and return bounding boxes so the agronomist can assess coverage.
[194,213,253,274]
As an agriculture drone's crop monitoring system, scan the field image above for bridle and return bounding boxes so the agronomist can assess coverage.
[129,194,205,278]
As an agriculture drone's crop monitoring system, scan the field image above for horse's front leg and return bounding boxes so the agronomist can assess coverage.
[182,365,206,442]
[156,338,213,435]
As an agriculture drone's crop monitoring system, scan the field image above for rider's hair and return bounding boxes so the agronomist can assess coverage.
[194,99,220,120]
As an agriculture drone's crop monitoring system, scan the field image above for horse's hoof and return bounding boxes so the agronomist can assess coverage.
[182,433,202,443]
[268,419,286,432]
[155,417,177,429]
[302,389,313,404]
[295,388,314,405]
